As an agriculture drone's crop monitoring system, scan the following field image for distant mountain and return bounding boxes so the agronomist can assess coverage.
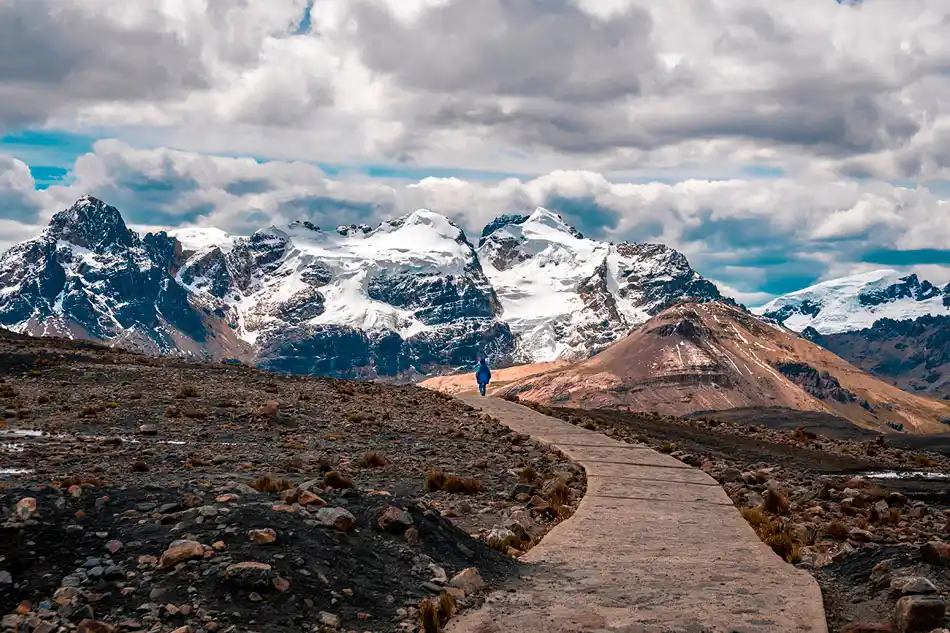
[804,315,950,399]
[0,196,729,378]
[495,301,950,433]
[755,269,950,334]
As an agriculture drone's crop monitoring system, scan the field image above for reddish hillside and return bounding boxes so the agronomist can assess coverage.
[497,301,950,434]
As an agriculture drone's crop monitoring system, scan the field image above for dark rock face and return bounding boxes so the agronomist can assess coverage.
[773,361,861,404]
[367,269,499,326]
[810,315,950,398]
[857,274,940,307]
[0,197,206,350]
[478,214,529,247]
[255,319,515,379]
[614,243,731,316]
[764,300,822,325]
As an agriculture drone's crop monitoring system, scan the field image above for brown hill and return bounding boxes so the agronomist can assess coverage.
[496,301,950,434]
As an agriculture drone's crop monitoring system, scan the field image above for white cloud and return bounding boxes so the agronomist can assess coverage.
[2,142,950,299]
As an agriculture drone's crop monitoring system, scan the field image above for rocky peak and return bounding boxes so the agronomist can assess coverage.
[479,214,529,246]
[45,196,138,251]
[524,207,585,239]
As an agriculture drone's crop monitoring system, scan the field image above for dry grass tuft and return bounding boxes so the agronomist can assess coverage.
[658,442,675,454]
[249,473,294,493]
[741,507,800,563]
[0,385,18,398]
[426,471,446,492]
[910,454,937,467]
[762,488,789,515]
[518,466,538,484]
[419,599,441,633]
[346,411,373,423]
[443,476,481,494]
[825,520,849,540]
[546,479,570,507]
[357,451,388,468]
[181,406,208,419]
[176,385,199,399]
[438,591,456,622]
[324,471,354,489]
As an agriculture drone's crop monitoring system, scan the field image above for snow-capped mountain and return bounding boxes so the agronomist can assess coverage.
[0,196,727,377]
[755,269,950,334]
[478,209,727,361]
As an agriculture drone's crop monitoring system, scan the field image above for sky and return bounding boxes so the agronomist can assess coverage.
[3,0,950,305]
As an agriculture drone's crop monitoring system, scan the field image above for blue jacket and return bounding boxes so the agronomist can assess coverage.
[475,360,491,384]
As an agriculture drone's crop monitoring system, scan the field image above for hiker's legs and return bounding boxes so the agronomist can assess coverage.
[478,383,486,396]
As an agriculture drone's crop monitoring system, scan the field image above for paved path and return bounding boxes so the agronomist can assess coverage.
[448,397,827,633]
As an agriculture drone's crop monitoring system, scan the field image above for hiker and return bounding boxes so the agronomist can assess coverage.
[475,357,491,396]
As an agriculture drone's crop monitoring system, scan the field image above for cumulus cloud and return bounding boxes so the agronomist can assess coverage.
[0,0,947,179]
[2,142,948,299]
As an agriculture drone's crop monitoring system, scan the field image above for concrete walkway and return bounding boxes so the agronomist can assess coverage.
[448,397,827,633]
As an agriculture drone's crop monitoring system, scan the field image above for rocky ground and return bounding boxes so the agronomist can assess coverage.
[522,400,950,633]
[0,330,586,633]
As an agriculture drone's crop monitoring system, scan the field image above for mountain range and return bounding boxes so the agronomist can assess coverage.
[0,196,726,378]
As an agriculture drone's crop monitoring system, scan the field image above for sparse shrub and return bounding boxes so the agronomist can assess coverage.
[318,455,335,473]
[791,427,816,443]
[762,488,789,515]
[419,599,440,633]
[264,384,279,394]
[164,405,181,418]
[887,508,902,525]
[764,531,801,564]
[130,461,149,473]
[3,384,21,398]
[443,476,481,494]
[581,421,597,430]
[176,385,199,399]
[324,471,354,489]
[659,443,675,454]
[106,401,119,408]
[519,466,538,484]
[357,451,388,468]
[28,370,41,377]
[249,473,294,493]
[346,411,373,423]
[546,479,570,507]
[438,591,456,622]
[426,471,446,492]
[910,454,936,467]
[80,404,104,417]
[825,521,849,540]
[742,507,770,530]
[181,406,208,419]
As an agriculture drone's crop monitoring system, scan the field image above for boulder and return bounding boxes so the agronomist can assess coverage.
[315,507,356,532]
[450,568,486,595]
[893,595,946,633]
[225,562,274,590]
[377,506,413,534]
[921,541,950,568]
[159,540,204,569]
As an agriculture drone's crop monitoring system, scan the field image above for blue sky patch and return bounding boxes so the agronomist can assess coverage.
[0,129,96,170]
[862,248,950,266]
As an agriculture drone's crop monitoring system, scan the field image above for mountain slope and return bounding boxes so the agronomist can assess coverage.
[478,208,726,361]
[805,315,950,399]
[756,269,950,334]
[497,301,950,433]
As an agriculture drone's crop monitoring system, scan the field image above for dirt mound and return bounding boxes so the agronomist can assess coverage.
[496,301,950,433]
[0,328,586,633]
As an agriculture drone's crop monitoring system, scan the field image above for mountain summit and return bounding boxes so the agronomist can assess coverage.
[0,198,730,378]
[496,301,950,433]
[756,269,950,334]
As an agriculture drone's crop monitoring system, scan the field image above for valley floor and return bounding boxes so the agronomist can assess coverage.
[0,331,585,633]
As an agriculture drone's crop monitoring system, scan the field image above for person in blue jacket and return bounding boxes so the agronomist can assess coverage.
[475,357,491,396]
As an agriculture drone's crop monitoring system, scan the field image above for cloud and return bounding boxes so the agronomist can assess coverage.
[0,0,208,130]
[2,142,949,300]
